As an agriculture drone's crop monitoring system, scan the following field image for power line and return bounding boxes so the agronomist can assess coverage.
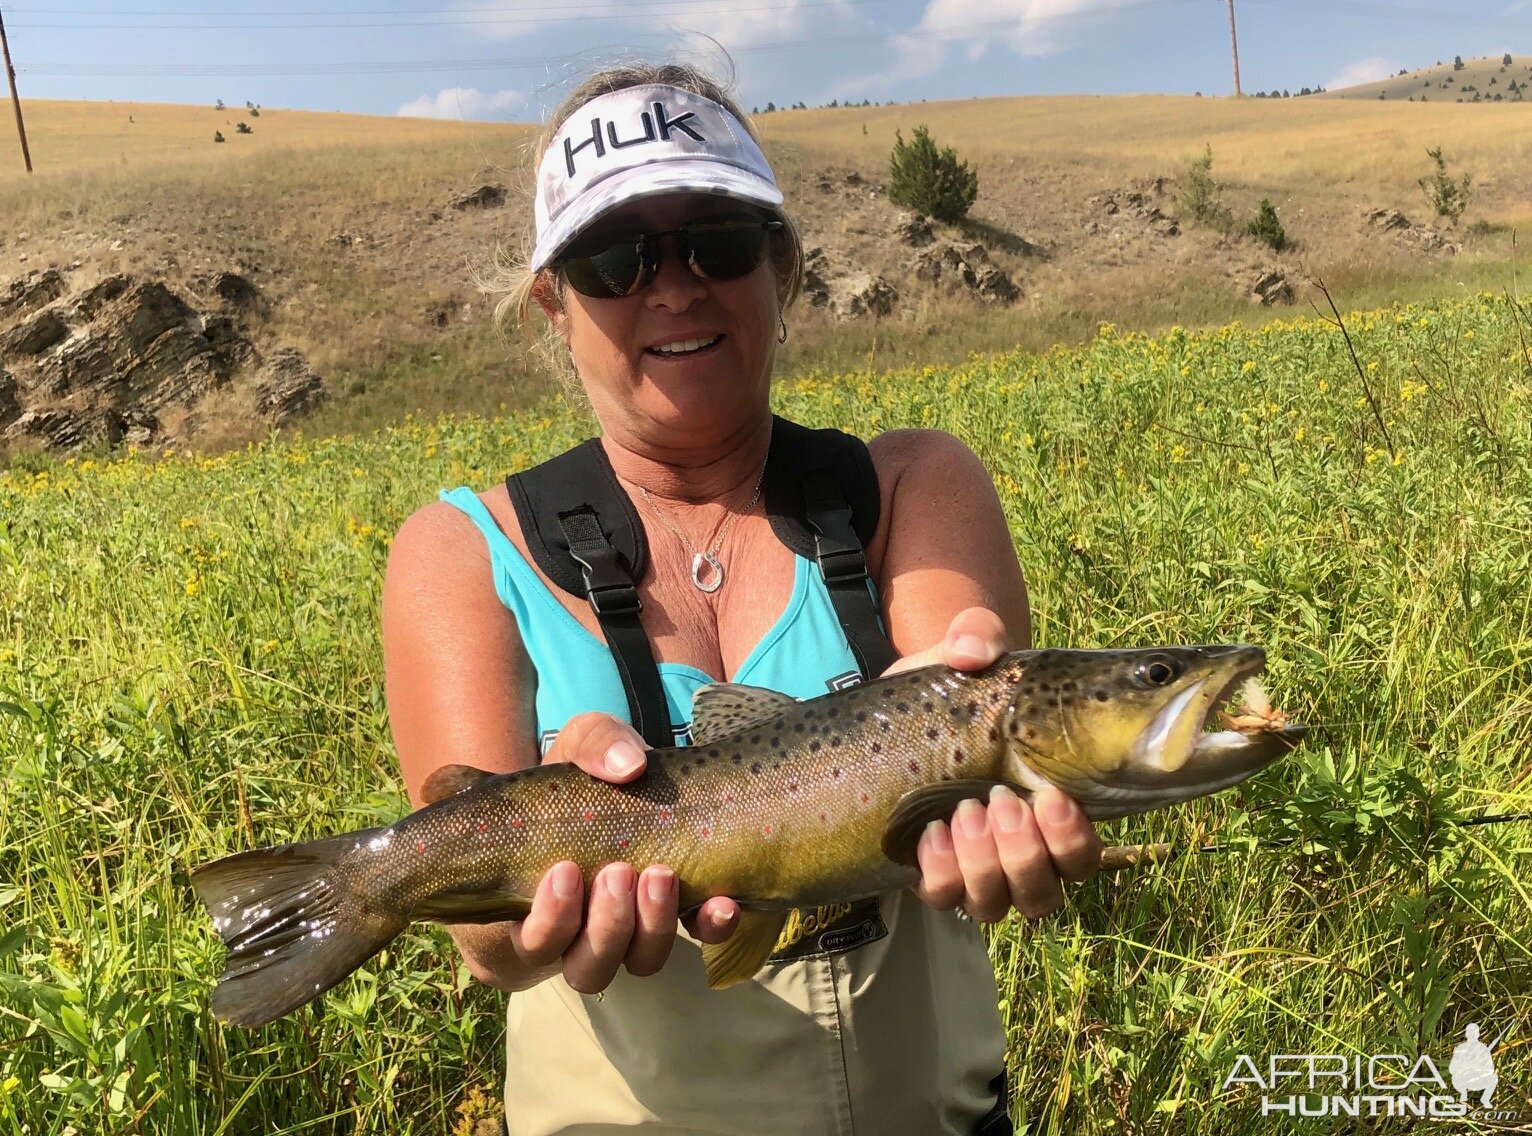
[15,1,1202,78]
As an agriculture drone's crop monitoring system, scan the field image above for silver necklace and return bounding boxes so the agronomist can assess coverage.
[638,467,766,594]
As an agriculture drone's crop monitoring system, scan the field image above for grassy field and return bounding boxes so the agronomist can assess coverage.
[3,289,1531,1133]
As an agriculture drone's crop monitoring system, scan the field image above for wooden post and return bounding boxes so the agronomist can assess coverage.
[0,4,33,173]
[1226,0,1243,98]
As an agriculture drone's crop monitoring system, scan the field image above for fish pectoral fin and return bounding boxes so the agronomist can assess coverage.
[881,779,1016,867]
[700,910,789,990]
[420,764,497,805]
[412,882,533,924]
[690,683,798,745]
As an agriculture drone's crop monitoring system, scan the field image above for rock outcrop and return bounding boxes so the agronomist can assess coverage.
[0,267,323,454]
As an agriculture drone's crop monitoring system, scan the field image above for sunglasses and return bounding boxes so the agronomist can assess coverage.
[556,217,784,299]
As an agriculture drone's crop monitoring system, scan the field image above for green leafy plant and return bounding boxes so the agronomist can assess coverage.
[1176,144,1233,231]
[1419,146,1471,222]
[1246,198,1289,250]
[886,124,978,223]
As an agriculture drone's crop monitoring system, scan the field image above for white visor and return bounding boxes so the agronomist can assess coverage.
[531,84,784,271]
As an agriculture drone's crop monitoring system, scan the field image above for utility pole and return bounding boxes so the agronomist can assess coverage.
[1226,0,1243,98]
[0,3,33,173]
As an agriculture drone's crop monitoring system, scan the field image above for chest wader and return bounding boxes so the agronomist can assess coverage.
[504,414,1011,1136]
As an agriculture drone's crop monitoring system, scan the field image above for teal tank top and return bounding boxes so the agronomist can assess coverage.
[439,487,871,750]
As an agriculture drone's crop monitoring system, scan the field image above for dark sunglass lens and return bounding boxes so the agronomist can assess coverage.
[685,225,770,281]
[562,237,646,298]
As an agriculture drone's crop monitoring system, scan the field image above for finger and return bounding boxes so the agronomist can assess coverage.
[987,787,1065,919]
[562,862,638,995]
[881,607,1007,677]
[949,797,1011,922]
[543,711,648,782]
[940,607,1008,670]
[912,819,965,910]
[683,896,741,945]
[625,866,679,978]
[508,861,585,967]
[1031,787,1104,883]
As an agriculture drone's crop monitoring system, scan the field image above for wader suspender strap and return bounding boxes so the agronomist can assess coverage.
[555,508,674,749]
[801,471,896,679]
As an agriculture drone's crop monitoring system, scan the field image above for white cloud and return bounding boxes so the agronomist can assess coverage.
[830,31,949,101]
[397,86,524,120]
[1325,57,1397,91]
[915,0,1144,59]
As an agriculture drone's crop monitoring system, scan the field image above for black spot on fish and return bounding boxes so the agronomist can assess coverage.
[1026,727,1038,740]
[952,747,964,764]
[1094,690,1109,702]
[897,702,909,712]
[810,740,821,752]
[989,726,1000,741]
[830,737,843,748]
[923,701,934,713]
[827,708,839,719]
[1046,697,1058,708]
[794,723,805,733]
[751,734,761,743]
[925,727,939,741]
[882,689,895,699]
[732,754,744,764]
[770,737,781,749]
[1062,681,1076,693]
[870,742,882,755]
[708,748,719,758]
[856,711,868,723]
[751,762,763,775]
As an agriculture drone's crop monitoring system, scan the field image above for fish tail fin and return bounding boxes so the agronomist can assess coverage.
[190,830,406,1028]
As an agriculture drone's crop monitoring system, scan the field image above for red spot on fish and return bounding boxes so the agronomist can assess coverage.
[859,792,871,806]
[952,748,965,764]
[762,822,775,838]
[700,825,712,839]
[415,841,426,855]
[787,780,799,795]
[831,767,843,779]
[617,837,630,850]
[582,808,595,822]
[908,760,920,774]
[819,812,828,823]
[724,791,736,804]
[477,822,487,834]
[511,818,524,830]
[658,807,673,823]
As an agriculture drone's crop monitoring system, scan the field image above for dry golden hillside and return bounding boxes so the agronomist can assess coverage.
[1,93,1528,454]
[1321,53,1532,103]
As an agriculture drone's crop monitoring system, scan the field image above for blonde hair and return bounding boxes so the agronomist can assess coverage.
[486,62,803,375]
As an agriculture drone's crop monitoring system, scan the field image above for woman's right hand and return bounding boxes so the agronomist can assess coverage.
[510,712,741,995]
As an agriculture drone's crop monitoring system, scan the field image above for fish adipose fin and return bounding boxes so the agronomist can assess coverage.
[421,763,497,804]
[191,831,406,1028]
[881,780,1016,867]
[690,683,798,745]
[700,910,789,989]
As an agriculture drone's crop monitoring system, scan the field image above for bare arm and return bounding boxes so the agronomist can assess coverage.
[869,430,1102,919]
[382,500,734,994]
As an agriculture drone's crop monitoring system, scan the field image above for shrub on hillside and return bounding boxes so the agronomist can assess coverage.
[1176,145,1233,232]
[1247,198,1289,251]
[235,122,253,135]
[886,124,978,223]
[1419,146,1471,222]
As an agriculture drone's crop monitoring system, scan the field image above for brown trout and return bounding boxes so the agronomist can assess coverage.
[192,644,1304,1026]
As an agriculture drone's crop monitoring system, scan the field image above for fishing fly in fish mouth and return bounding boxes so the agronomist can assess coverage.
[191,62,1305,1136]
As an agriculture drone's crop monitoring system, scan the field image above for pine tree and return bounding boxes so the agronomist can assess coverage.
[886,124,979,223]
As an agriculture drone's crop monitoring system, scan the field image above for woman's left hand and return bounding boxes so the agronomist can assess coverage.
[883,607,1104,922]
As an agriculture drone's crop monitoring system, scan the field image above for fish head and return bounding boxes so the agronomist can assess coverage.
[999,645,1305,820]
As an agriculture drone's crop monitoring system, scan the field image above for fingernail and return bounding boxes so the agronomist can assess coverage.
[925,819,953,853]
[605,739,645,777]
[645,867,675,905]
[604,866,634,899]
[989,784,1025,833]
[1039,790,1074,826]
[954,799,987,839]
[953,634,989,660]
[550,862,580,899]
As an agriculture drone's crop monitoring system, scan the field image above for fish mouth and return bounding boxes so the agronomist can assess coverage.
[1120,652,1305,792]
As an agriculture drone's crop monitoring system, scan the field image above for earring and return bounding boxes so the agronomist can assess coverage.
[777,314,788,344]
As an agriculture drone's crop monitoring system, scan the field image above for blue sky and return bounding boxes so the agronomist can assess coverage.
[5,0,1526,121]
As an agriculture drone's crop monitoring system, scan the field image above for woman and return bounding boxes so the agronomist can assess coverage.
[382,63,1102,1136]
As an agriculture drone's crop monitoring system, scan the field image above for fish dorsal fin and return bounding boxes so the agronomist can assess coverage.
[421,763,496,805]
[881,780,1017,867]
[701,910,790,990]
[690,683,797,746]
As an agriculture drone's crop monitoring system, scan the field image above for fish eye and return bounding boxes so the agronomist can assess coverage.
[1136,656,1182,686]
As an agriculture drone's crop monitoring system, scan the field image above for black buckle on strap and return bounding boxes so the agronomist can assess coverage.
[567,542,642,617]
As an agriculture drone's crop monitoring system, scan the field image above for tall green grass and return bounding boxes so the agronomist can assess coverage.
[3,294,1530,1133]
